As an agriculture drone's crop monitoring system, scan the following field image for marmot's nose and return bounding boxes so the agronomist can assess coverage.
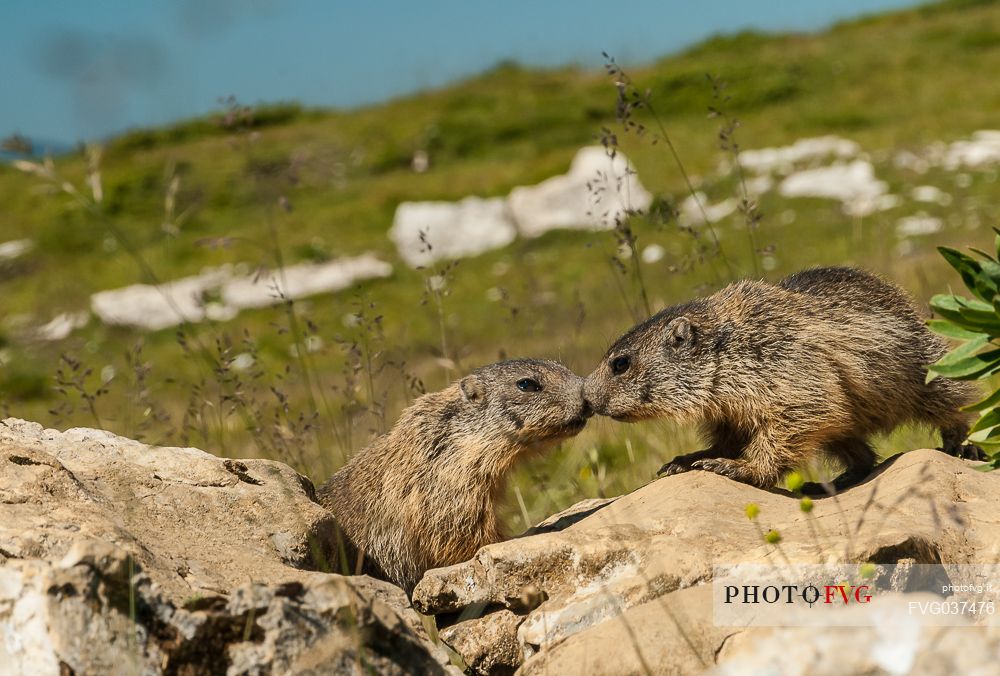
[580,399,595,419]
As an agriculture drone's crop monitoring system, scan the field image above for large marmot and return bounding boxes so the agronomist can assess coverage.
[318,359,591,591]
[583,267,983,491]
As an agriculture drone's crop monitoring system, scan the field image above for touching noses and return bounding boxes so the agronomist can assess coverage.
[579,381,595,419]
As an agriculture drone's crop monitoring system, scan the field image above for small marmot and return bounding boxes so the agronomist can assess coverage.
[317,359,591,591]
[583,267,984,491]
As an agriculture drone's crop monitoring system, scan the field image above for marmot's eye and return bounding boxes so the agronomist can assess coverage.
[611,355,631,375]
[516,378,542,393]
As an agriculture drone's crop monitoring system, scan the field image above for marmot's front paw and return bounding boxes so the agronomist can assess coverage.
[952,443,988,461]
[690,458,743,478]
[657,460,694,477]
[940,442,988,461]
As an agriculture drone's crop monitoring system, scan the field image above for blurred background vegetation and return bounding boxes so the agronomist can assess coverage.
[2,0,1000,529]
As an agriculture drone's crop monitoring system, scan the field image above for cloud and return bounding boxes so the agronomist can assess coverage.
[38,29,166,86]
[175,0,280,38]
[35,29,168,137]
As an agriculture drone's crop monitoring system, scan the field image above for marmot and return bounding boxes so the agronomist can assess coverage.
[583,267,984,491]
[317,359,591,591]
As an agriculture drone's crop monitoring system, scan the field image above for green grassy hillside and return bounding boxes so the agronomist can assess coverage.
[2,0,1000,527]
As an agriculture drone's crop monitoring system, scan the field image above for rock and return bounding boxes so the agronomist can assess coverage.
[641,244,666,264]
[678,192,738,226]
[389,197,517,268]
[895,131,1000,174]
[508,147,652,238]
[440,609,524,675]
[388,147,653,267]
[222,577,455,675]
[520,585,733,676]
[0,418,456,674]
[33,311,90,341]
[0,239,33,261]
[896,213,944,238]
[894,149,932,174]
[738,136,860,175]
[413,449,1000,674]
[714,595,1000,676]
[220,253,393,309]
[911,185,952,206]
[778,160,897,217]
[943,130,1000,170]
[6,415,998,674]
[90,255,392,331]
[1,549,457,675]
[91,267,232,331]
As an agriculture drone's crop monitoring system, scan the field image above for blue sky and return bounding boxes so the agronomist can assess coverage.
[1,0,922,144]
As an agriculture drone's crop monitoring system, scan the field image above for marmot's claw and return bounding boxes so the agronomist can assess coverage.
[966,444,989,461]
[657,461,692,477]
[943,443,988,461]
[690,458,740,478]
[800,481,832,496]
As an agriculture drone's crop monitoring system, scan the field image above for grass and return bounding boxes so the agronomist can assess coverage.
[2,0,1000,529]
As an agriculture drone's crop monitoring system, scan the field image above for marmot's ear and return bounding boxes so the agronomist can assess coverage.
[459,375,486,404]
[665,316,692,347]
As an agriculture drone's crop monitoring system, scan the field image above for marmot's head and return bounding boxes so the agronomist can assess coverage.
[584,302,719,422]
[457,359,591,446]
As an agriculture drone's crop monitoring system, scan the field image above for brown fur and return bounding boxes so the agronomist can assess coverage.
[584,267,983,490]
[317,359,590,591]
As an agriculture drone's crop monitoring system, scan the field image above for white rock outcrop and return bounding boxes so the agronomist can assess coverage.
[943,130,1000,170]
[911,185,952,206]
[0,239,33,261]
[739,136,860,175]
[678,191,738,226]
[508,146,652,238]
[895,131,1000,174]
[779,160,896,217]
[389,197,517,268]
[90,267,232,331]
[90,254,392,331]
[221,253,392,309]
[896,213,944,237]
[389,147,653,267]
[34,312,90,341]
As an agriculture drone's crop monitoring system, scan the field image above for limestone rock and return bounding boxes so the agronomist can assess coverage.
[389,196,517,268]
[677,192,738,227]
[387,147,652,268]
[508,147,652,238]
[0,418,456,674]
[738,136,860,175]
[5,413,998,674]
[33,311,90,341]
[0,239,33,261]
[220,254,393,309]
[413,449,1000,674]
[778,160,896,217]
[90,267,232,331]
[90,255,392,331]
[520,585,734,676]
[440,609,523,676]
[0,548,457,675]
[714,595,1000,676]
[943,130,1000,170]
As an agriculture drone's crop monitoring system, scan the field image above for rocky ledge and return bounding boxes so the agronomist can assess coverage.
[2,417,999,675]
[0,418,456,675]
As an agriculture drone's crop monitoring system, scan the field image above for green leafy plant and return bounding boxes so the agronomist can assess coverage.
[926,234,1000,469]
